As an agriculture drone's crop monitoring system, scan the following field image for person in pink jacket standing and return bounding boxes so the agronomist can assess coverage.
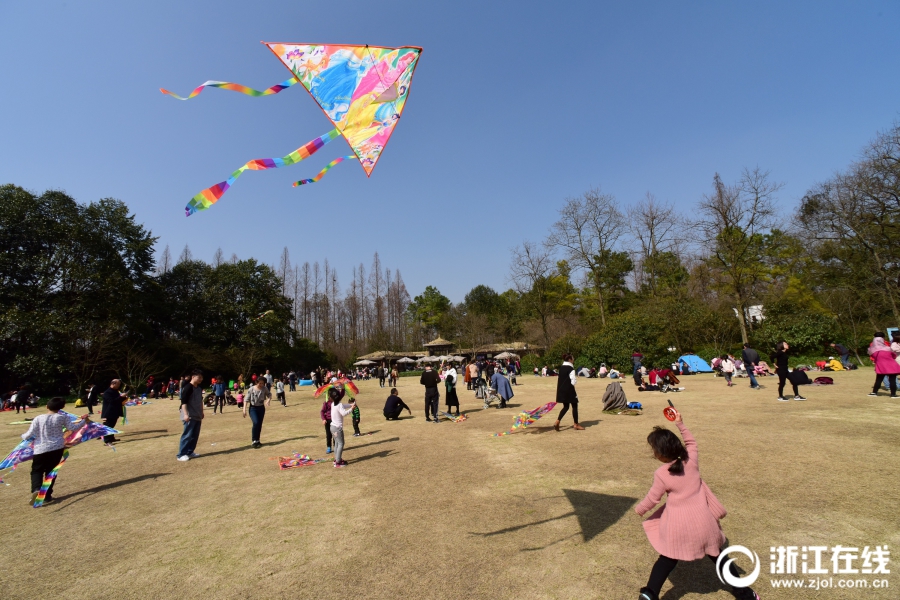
[635,410,759,600]
[867,332,900,398]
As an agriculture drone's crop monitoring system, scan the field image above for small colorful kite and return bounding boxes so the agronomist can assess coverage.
[276,453,325,470]
[492,402,558,437]
[162,43,422,216]
[439,412,468,423]
[314,378,360,399]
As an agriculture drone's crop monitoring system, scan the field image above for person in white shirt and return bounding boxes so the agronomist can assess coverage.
[275,379,286,406]
[22,397,88,504]
[329,384,355,468]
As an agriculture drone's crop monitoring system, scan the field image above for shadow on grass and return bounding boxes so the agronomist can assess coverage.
[203,436,316,457]
[350,449,397,464]
[471,490,637,550]
[120,429,169,435]
[115,433,174,444]
[344,437,399,452]
[52,473,173,509]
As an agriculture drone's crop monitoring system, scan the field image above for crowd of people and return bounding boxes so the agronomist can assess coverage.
[11,333,900,600]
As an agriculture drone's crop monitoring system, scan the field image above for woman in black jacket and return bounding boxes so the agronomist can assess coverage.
[773,341,805,402]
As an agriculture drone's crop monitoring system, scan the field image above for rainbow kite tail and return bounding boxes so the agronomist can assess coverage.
[292,156,357,186]
[160,77,300,100]
[185,128,341,216]
[33,449,68,507]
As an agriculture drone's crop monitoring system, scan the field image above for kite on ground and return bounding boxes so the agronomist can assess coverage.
[275,453,325,470]
[162,43,422,216]
[439,412,468,423]
[492,402,558,437]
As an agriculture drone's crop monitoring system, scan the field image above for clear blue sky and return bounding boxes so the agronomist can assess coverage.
[3,1,898,302]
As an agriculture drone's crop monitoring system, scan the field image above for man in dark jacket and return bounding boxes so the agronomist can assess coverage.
[383,388,411,420]
[554,354,584,431]
[830,342,852,369]
[177,370,205,461]
[741,343,761,390]
[419,364,441,422]
[100,379,124,443]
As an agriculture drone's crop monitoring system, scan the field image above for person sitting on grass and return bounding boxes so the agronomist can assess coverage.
[21,397,88,506]
[383,389,411,420]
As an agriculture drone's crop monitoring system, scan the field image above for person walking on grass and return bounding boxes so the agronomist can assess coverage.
[635,409,759,600]
[773,342,805,402]
[329,384,355,468]
[177,370,204,461]
[101,379,125,443]
[212,377,226,414]
[243,378,271,448]
[830,342,852,370]
[719,355,735,387]
[867,332,899,398]
[741,343,761,390]
[420,363,441,423]
[22,397,88,506]
[554,353,584,431]
[275,378,286,407]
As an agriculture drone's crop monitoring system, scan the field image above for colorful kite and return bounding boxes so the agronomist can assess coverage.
[492,402,558,437]
[275,453,325,470]
[439,412,468,423]
[0,412,119,496]
[162,43,422,216]
[314,378,360,399]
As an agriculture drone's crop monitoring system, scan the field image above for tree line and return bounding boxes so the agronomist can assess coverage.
[416,123,900,371]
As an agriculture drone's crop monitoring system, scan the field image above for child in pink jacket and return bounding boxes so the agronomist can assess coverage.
[636,410,759,600]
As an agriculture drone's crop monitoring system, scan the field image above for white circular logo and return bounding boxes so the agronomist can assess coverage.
[716,545,761,588]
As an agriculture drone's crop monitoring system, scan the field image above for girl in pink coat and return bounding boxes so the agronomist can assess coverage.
[636,410,759,600]
[867,332,900,398]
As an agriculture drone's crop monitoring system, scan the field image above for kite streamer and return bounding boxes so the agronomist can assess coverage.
[185,128,341,216]
[160,77,299,100]
[492,402,557,437]
[33,449,67,507]
[163,43,421,214]
[293,156,358,186]
[277,453,325,469]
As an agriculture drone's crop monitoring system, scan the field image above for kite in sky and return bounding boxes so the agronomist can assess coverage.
[162,42,422,216]
[492,402,558,437]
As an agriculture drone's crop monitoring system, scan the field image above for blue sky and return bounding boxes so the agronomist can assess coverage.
[2,1,898,301]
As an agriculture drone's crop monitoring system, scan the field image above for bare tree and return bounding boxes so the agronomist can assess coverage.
[116,341,162,394]
[212,247,225,267]
[626,193,683,294]
[696,168,781,344]
[157,245,172,274]
[178,244,193,264]
[230,252,239,264]
[546,188,624,326]
[278,247,292,297]
[509,241,557,347]
[369,252,385,334]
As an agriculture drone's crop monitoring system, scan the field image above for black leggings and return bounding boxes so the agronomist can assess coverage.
[646,554,740,595]
[213,396,225,413]
[777,370,798,397]
[874,374,897,395]
[558,402,578,423]
[324,421,333,448]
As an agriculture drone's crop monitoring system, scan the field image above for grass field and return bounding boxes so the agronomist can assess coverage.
[1,370,897,599]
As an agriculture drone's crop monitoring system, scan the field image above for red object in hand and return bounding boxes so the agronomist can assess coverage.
[663,407,677,421]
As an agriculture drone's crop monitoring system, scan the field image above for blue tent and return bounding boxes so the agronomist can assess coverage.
[679,354,713,373]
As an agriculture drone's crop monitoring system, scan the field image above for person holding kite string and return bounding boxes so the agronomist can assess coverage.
[21,397,88,506]
[635,409,759,600]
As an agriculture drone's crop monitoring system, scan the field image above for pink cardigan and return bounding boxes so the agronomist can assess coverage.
[871,350,900,375]
[635,421,727,560]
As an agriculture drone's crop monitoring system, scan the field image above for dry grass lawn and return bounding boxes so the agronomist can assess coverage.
[1,370,898,599]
